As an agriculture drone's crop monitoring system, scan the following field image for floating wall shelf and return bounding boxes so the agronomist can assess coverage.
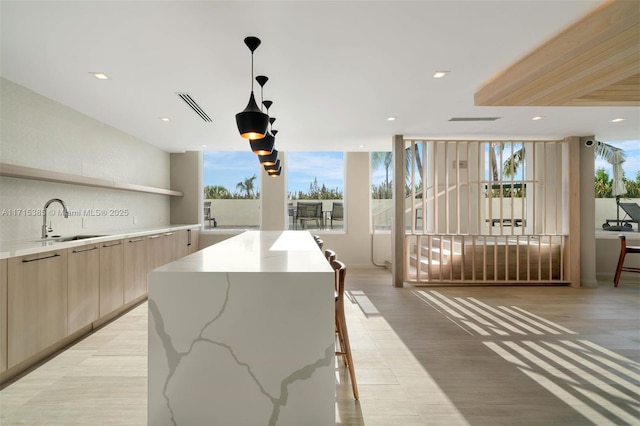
[0,163,183,197]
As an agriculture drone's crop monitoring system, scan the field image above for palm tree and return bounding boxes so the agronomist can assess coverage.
[371,152,393,188]
[489,142,524,180]
[236,174,257,199]
[502,146,525,178]
[405,144,423,194]
[371,152,393,199]
[204,185,230,199]
[594,168,612,198]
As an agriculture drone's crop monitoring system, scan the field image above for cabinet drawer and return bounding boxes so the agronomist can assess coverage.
[67,245,100,334]
[7,250,68,368]
[99,240,124,317]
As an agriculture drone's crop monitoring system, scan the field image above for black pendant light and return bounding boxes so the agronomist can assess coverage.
[250,117,275,154]
[259,148,278,166]
[236,37,269,139]
[267,167,282,177]
[249,80,275,155]
[264,159,280,173]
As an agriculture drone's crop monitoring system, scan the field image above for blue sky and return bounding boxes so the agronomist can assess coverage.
[594,140,640,181]
[204,151,344,195]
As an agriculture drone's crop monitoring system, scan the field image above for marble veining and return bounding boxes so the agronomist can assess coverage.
[148,272,232,425]
[148,231,335,425]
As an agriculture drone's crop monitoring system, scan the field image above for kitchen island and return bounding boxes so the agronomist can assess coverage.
[148,231,335,425]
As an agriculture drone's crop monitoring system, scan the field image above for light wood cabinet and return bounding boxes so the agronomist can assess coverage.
[176,228,201,258]
[147,234,164,271]
[7,249,67,369]
[1,226,199,383]
[124,237,147,303]
[147,232,176,271]
[164,232,176,263]
[175,230,189,259]
[189,227,200,254]
[99,240,124,317]
[67,244,100,334]
[0,259,7,374]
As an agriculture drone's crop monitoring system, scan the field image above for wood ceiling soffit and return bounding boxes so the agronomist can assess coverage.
[475,0,640,107]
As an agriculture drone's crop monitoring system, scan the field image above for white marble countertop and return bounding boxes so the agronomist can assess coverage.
[156,230,333,273]
[148,230,335,425]
[0,224,200,259]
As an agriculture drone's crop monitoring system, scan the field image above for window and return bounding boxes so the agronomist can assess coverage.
[203,151,261,230]
[287,152,344,231]
[371,151,392,231]
[594,140,640,231]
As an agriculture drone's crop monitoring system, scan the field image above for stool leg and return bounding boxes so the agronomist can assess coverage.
[613,250,626,288]
[338,315,359,400]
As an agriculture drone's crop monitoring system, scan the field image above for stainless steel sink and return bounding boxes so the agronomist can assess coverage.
[53,235,106,242]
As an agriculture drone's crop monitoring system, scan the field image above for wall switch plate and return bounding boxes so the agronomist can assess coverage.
[82,217,88,228]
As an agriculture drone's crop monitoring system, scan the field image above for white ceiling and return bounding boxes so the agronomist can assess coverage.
[2,0,638,153]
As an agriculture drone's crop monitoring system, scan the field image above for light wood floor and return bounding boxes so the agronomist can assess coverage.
[1,269,638,425]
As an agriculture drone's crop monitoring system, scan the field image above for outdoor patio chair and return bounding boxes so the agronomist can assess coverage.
[204,201,216,229]
[288,202,296,229]
[296,202,322,229]
[331,202,344,229]
[603,202,640,232]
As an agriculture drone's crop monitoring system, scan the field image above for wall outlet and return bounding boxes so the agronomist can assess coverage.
[82,217,88,228]
[133,215,137,224]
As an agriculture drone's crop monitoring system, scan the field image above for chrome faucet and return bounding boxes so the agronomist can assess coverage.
[42,198,69,239]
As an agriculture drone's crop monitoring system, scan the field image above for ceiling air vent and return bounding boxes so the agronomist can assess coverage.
[449,117,501,122]
[176,93,212,122]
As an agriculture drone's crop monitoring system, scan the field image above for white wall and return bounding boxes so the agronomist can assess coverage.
[0,78,171,241]
[170,151,202,225]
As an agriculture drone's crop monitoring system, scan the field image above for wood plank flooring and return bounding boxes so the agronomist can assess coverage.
[1,268,638,425]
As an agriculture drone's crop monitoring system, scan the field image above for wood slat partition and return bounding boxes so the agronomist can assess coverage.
[404,139,569,285]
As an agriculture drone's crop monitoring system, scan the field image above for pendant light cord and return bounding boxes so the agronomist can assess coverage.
[251,52,254,93]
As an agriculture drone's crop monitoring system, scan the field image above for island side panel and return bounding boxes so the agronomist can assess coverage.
[148,270,334,426]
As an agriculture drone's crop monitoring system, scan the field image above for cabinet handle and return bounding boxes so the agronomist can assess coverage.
[22,253,61,263]
[72,246,98,254]
[149,235,161,239]
[187,229,192,246]
[102,241,122,248]
[164,232,175,236]
[128,238,144,243]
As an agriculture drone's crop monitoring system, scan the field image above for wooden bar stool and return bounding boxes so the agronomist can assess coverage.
[324,249,337,264]
[313,235,323,250]
[613,235,640,287]
[331,259,359,400]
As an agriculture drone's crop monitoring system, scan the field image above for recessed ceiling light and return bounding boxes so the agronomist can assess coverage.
[610,118,626,123]
[201,144,207,148]
[387,116,397,121]
[359,145,365,148]
[433,71,449,78]
[532,116,543,121]
[90,72,109,80]
[160,117,170,122]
